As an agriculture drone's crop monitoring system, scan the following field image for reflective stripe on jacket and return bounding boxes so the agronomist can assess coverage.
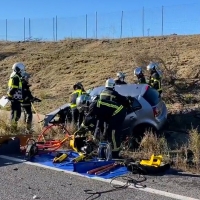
[149,72,162,92]
[150,77,162,92]
[97,100,123,116]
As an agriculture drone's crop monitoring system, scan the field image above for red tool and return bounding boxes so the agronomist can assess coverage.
[87,163,114,175]
[95,163,120,176]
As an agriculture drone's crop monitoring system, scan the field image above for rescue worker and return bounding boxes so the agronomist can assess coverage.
[114,72,127,85]
[134,67,146,84]
[7,62,25,131]
[147,62,162,94]
[21,72,41,133]
[70,82,86,128]
[99,78,130,107]
[76,94,127,156]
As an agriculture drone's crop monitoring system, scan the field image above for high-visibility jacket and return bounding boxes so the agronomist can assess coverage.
[86,99,124,122]
[149,72,162,93]
[7,74,23,101]
[99,88,129,108]
[70,89,84,108]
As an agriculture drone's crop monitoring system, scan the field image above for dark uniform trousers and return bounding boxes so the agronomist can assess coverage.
[106,107,127,150]
[21,103,33,130]
[11,100,21,126]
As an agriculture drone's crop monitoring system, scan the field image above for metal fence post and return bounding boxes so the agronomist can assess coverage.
[142,7,144,37]
[162,6,164,36]
[24,17,26,41]
[53,17,55,41]
[55,15,57,41]
[28,18,31,39]
[120,11,123,38]
[86,14,87,39]
[95,11,97,39]
[5,19,7,41]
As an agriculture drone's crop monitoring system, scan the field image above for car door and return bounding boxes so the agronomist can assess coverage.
[121,97,142,136]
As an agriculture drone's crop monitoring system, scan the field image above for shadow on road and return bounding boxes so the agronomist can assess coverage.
[0,156,22,168]
[165,168,200,178]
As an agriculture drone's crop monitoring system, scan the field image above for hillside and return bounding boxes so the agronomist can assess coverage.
[1,35,200,114]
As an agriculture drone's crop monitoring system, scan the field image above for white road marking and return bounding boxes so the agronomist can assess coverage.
[0,155,199,200]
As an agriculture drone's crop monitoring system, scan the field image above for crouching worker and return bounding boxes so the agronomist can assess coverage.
[70,82,86,128]
[75,94,129,158]
[21,72,41,133]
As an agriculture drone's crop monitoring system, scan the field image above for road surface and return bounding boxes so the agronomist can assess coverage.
[0,155,199,200]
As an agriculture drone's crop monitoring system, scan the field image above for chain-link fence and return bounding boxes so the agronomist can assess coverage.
[0,4,199,41]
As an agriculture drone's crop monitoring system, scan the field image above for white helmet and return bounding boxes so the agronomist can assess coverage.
[105,78,115,89]
[117,72,125,79]
[134,67,143,76]
[12,62,26,75]
[147,62,159,71]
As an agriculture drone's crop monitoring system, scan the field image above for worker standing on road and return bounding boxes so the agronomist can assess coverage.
[147,62,162,94]
[70,82,86,128]
[134,67,147,84]
[7,62,25,131]
[114,72,127,85]
[21,72,41,133]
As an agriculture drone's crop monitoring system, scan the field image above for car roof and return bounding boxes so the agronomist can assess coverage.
[89,84,149,97]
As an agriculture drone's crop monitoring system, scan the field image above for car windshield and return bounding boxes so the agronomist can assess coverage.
[143,87,160,106]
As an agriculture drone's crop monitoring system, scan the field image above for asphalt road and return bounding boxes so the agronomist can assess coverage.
[0,156,199,200]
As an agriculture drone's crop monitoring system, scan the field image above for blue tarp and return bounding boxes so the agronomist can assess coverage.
[31,151,129,179]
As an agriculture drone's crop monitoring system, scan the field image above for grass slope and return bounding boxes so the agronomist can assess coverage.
[0,35,200,114]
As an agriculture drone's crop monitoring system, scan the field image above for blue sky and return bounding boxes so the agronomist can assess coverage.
[0,0,199,40]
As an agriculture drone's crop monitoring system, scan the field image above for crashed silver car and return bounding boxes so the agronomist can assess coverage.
[88,84,168,137]
[42,84,167,138]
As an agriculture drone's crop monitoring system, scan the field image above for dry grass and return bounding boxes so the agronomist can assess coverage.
[0,111,27,136]
[188,128,200,166]
[127,130,200,174]
[139,132,169,157]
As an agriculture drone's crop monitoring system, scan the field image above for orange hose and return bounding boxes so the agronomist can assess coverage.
[37,123,72,151]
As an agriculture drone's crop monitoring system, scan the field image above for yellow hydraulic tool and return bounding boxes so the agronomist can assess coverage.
[69,135,78,152]
[69,130,86,162]
[140,154,163,167]
[53,153,68,163]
